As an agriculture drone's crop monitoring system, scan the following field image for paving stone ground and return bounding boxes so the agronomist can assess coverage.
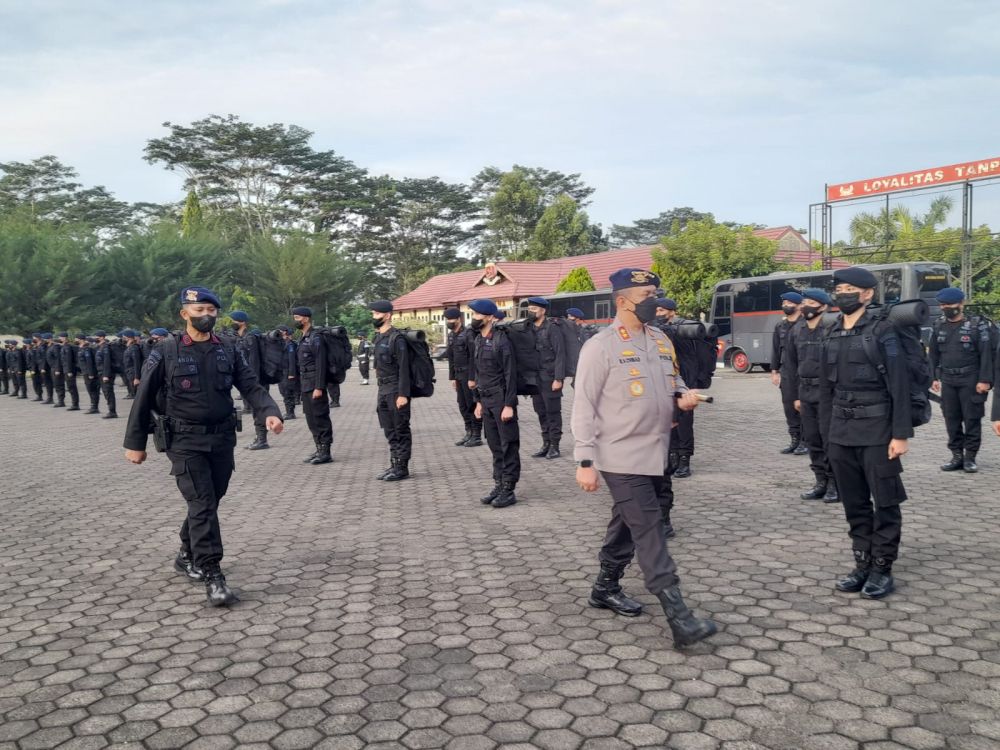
[1,365,999,750]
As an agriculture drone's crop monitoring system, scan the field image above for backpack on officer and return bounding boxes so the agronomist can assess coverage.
[387,328,436,398]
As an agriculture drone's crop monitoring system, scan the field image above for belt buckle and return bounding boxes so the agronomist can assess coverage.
[843,407,854,418]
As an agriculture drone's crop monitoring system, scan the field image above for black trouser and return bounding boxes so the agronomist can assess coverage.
[17,373,28,397]
[101,378,116,414]
[800,398,832,481]
[377,389,412,461]
[599,473,680,594]
[828,443,905,563]
[31,368,42,398]
[779,376,800,438]
[279,378,298,413]
[455,373,481,433]
[327,381,341,406]
[167,433,236,570]
[531,376,563,443]
[53,371,65,402]
[84,377,100,408]
[65,375,79,407]
[125,369,137,397]
[481,393,520,484]
[940,379,985,455]
[302,388,333,445]
[42,368,53,400]
[0,369,8,392]
[659,456,677,522]
[251,383,272,434]
[672,409,694,456]
[359,360,370,381]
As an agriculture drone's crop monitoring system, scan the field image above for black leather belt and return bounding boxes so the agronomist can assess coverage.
[800,377,821,386]
[832,403,889,419]
[942,366,974,376]
[168,416,236,434]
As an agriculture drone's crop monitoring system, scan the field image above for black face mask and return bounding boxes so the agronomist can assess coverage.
[832,292,864,315]
[470,318,485,331]
[294,320,305,329]
[631,297,659,325]
[802,307,822,320]
[781,305,797,315]
[943,307,961,319]
[190,315,217,333]
[372,317,385,329]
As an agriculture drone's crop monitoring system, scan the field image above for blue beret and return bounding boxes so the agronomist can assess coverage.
[443,307,461,320]
[57,332,68,338]
[150,327,169,337]
[368,300,393,314]
[610,268,660,291]
[780,292,804,304]
[833,266,877,289]
[291,306,312,317]
[229,310,249,322]
[22,338,31,344]
[180,286,222,308]
[74,333,87,341]
[936,287,964,304]
[469,298,499,316]
[526,297,550,308]
[566,307,585,319]
[276,325,291,334]
[40,333,52,340]
[656,298,677,310]
[94,330,106,338]
[495,310,507,320]
[801,288,831,305]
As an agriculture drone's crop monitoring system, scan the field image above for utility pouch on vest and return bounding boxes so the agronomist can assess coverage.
[152,411,172,452]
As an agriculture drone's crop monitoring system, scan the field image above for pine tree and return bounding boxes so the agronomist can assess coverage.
[555,266,597,293]
[181,190,203,238]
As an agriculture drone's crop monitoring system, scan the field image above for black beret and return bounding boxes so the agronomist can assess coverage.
[291,306,313,317]
[656,298,677,310]
[180,286,223,308]
[368,300,393,314]
[833,266,878,289]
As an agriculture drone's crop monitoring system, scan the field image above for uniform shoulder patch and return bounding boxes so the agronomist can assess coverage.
[142,348,163,373]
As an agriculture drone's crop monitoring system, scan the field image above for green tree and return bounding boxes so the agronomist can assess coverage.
[848,196,954,247]
[609,207,715,247]
[555,266,597,293]
[482,169,543,261]
[650,220,784,315]
[181,190,204,238]
[527,195,593,260]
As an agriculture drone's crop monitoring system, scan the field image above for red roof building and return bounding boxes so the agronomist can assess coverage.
[392,227,844,322]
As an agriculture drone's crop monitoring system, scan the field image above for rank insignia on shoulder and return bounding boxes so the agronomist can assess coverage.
[617,326,631,341]
[621,349,635,356]
[629,380,645,397]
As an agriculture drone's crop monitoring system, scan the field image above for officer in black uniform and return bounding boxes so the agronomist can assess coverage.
[566,307,597,343]
[929,287,993,473]
[786,289,838,502]
[46,332,67,407]
[292,306,334,465]
[527,296,565,459]
[445,307,483,447]
[993,343,1000,439]
[94,330,117,418]
[59,332,81,411]
[467,298,520,508]
[124,286,283,607]
[28,334,43,401]
[357,334,372,385]
[37,333,55,403]
[821,266,912,600]
[0,339,8,395]
[655,298,700,479]
[123,330,144,398]
[75,334,100,412]
[230,311,272,451]
[275,325,299,419]
[371,300,413,482]
[771,292,807,454]
[14,339,31,398]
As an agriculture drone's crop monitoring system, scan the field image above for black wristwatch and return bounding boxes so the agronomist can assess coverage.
[577,459,593,468]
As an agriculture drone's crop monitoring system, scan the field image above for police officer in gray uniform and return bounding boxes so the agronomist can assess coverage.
[573,268,717,648]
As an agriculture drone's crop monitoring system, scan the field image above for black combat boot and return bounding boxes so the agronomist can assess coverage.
[465,427,483,448]
[376,458,396,480]
[545,441,561,459]
[86,405,99,414]
[940,451,964,471]
[303,441,320,463]
[44,396,53,404]
[54,398,65,408]
[531,441,550,458]
[66,402,80,411]
[822,480,839,503]
[793,440,809,455]
[480,482,502,505]
[492,480,517,508]
[246,426,269,450]
[779,435,798,454]
[282,407,296,420]
[173,548,205,582]
[32,395,43,402]
[331,400,340,408]
[834,549,871,592]
[102,411,117,419]
[203,564,239,607]
[800,472,827,500]
[674,454,692,478]
[661,507,676,539]
[656,586,718,647]
[861,557,895,599]
[588,563,643,617]
[310,444,333,465]
[963,452,978,473]
[384,460,410,482]
[455,429,472,446]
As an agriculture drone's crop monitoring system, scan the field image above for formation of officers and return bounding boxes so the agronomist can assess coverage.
[770,270,1000,600]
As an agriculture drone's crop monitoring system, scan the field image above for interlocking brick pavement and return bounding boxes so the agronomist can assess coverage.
[1,367,998,750]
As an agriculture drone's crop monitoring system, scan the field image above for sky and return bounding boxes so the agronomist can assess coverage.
[3,0,1000,241]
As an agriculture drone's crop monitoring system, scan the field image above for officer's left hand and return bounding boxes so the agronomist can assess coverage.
[501,406,514,422]
[888,438,909,460]
[552,380,563,391]
[266,416,284,435]
[976,382,991,394]
[125,449,146,465]
[993,421,1000,437]
[396,396,409,409]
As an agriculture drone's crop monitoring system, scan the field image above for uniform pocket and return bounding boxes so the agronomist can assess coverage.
[874,459,906,507]
[169,458,188,476]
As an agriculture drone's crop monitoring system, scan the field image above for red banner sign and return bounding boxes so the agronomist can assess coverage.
[827,156,1000,202]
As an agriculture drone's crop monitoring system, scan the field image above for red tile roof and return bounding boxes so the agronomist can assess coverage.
[392,229,846,310]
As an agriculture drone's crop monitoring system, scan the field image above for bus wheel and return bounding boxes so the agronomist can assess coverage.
[729,349,752,373]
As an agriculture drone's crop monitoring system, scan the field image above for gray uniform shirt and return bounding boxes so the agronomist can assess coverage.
[572,318,688,475]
